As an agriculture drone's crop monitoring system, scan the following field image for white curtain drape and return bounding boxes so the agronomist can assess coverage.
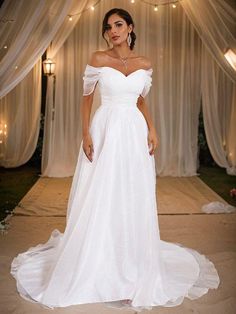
[201,45,236,174]
[0,0,76,98]
[181,0,236,175]
[0,60,41,167]
[41,0,92,176]
[180,0,236,83]
[42,0,202,177]
[152,5,202,176]
[0,0,88,168]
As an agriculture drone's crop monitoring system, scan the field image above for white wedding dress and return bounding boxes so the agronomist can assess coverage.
[11,64,220,312]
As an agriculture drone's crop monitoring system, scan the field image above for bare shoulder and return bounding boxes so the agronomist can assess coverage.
[88,50,108,67]
[138,56,152,69]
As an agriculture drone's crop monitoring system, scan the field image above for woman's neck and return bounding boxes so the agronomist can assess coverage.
[111,45,133,59]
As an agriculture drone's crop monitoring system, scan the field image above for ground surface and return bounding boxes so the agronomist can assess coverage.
[1,164,235,221]
[0,173,235,314]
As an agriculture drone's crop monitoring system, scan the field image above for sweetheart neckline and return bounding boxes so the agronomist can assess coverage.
[86,64,153,78]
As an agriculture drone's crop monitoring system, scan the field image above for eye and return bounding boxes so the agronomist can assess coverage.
[116,23,123,27]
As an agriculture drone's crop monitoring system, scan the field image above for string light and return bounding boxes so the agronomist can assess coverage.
[1,0,180,31]
[67,0,101,20]
[67,0,180,21]
[140,0,180,11]
[1,0,181,52]
[0,18,14,23]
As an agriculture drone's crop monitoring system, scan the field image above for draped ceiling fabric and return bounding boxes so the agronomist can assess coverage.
[181,0,236,175]
[181,0,236,83]
[0,0,89,168]
[0,0,74,98]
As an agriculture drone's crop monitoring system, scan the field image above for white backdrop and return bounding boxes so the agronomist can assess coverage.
[42,0,203,177]
[0,0,235,177]
[42,0,236,177]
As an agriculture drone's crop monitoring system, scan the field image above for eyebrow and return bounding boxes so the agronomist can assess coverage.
[106,20,124,26]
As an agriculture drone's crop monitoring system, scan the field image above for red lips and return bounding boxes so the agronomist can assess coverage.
[112,36,119,40]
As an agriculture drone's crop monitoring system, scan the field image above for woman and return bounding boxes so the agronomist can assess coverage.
[82,11,158,163]
[11,8,220,312]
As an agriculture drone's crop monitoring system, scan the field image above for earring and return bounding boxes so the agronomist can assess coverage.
[127,32,132,46]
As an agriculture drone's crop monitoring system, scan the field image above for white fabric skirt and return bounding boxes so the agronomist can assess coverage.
[11,104,220,312]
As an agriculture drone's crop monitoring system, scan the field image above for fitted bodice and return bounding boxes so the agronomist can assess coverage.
[83,64,153,107]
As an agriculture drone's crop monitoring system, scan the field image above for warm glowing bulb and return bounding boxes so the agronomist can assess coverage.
[172,4,177,8]
[15,65,18,69]
[91,6,95,11]
[0,140,2,144]
[154,5,158,11]
[131,0,135,3]
[0,130,2,134]
[68,15,73,21]
[224,48,236,71]
[4,45,7,49]
[4,124,7,128]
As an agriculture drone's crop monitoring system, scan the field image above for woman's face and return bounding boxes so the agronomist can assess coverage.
[105,13,132,46]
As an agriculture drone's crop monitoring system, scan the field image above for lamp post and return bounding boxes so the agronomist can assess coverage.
[43,58,56,121]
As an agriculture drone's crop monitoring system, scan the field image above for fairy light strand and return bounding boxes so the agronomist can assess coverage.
[67,0,181,20]
[67,0,102,20]
[1,0,181,58]
[140,0,180,7]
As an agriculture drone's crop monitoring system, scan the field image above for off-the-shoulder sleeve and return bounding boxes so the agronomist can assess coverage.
[140,68,153,98]
[82,64,101,96]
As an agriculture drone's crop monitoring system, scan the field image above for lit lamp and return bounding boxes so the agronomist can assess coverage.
[43,58,56,121]
[43,58,56,76]
[224,48,236,71]
[0,122,7,161]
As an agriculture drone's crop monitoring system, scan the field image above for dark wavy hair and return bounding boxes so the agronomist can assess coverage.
[102,8,136,50]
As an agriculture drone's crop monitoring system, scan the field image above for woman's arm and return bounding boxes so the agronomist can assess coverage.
[80,92,95,162]
[81,51,104,162]
[137,56,159,155]
[137,96,155,132]
[80,92,95,137]
[137,96,159,155]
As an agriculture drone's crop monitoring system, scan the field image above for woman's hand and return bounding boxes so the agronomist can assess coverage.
[82,133,94,162]
[147,127,159,155]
